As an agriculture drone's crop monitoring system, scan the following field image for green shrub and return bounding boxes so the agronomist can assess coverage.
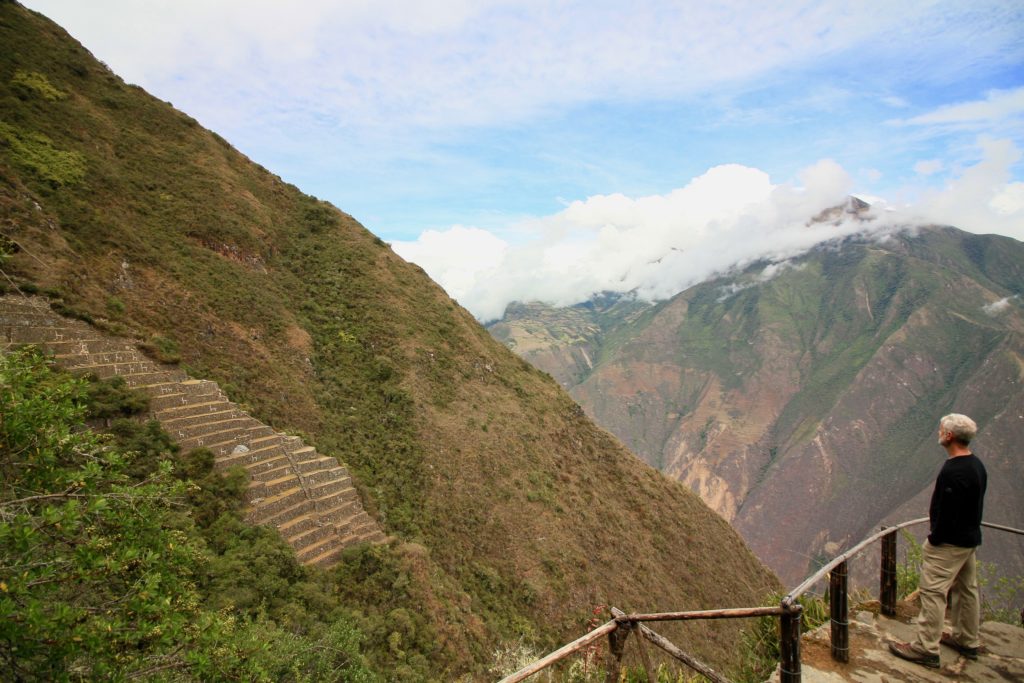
[0,348,204,679]
[139,334,181,364]
[83,373,149,418]
[979,562,1024,625]
[10,69,65,101]
[896,530,923,598]
[105,295,126,316]
[0,121,86,187]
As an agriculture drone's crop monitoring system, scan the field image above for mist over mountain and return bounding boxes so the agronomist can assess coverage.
[395,144,1024,325]
[490,225,1024,588]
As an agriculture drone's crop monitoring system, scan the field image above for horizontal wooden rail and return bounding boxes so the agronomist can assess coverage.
[618,606,787,623]
[496,620,617,683]
[784,517,1024,606]
[612,608,731,683]
[982,520,1024,536]
[783,517,928,606]
[497,518,1023,682]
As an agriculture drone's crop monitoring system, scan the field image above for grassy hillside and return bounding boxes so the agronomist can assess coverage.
[0,2,779,679]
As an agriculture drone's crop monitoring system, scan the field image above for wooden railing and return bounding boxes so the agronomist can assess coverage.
[498,519,1023,683]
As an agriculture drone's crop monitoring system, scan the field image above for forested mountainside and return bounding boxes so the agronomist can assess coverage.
[490,227,1024,587]
[0,2,778,679]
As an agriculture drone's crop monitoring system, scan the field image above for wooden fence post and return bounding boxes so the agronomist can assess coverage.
[880,528,897,616]
[604,622,630,683]
[779,603,802,683]
[830,560,849,663]
[631,622,657,683]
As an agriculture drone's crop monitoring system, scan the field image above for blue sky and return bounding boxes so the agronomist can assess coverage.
[25,1,1024,319]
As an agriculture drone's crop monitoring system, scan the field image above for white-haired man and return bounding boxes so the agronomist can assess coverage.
[889,413,988,669]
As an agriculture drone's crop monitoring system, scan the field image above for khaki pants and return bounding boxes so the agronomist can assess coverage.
[913,540,980,655]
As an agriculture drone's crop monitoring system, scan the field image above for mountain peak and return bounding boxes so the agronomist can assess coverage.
[809,195,872,225]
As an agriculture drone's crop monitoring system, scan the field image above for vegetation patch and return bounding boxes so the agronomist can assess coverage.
[10,69,65,101]
[0,121,85,187]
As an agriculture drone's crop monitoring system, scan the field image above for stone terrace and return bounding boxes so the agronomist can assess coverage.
[0,294,385,566]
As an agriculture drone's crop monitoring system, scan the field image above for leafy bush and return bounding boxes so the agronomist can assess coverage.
[979,561,1024,625]
[83,373,149,419]
[332,543,438,680]
[0,121,86,187]
[139,334,182,364]
[9,69,65,101]
[897,530,924,598]
[0,348,203,679]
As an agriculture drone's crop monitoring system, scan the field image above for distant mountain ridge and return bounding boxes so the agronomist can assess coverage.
[489,226,1024,586]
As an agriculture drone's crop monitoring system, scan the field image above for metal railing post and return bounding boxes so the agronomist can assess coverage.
[779,603,802,683]
[880,528,897,616]
[829,560,849,662]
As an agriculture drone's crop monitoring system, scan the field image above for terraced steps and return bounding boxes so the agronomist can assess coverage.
[0,294,386,565]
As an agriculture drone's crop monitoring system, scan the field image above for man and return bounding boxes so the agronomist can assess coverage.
[889,413,988,669]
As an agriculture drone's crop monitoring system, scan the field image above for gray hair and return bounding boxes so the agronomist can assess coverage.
[940,413,977,445]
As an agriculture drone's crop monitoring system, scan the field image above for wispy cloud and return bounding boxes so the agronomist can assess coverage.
[900,87,1024,127]
[881,96,910,109]
[907,137,1024,237]
[983,295,1018,315]
[914,159,944,176]
[29,1,1024,136]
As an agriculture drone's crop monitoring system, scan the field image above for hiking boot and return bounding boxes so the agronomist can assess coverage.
[940,632,979,660]
[888,641,940,669]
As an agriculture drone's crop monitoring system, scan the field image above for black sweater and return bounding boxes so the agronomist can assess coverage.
[928,453,987,547]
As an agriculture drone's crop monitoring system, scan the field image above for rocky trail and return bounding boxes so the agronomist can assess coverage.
[775,603,1024,682]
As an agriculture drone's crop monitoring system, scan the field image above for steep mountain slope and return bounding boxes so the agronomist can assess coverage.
[490,294,652,389]
[491,228,1024,587]
[0,2,779,677]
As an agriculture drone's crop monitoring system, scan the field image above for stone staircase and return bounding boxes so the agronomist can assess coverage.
[0,294,385,566]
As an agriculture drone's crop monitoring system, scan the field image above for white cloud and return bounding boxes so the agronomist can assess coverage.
[758,260,806,282]
[990,182,1024,215]
[394,161,882,320]
[902,87,1024,127]
[914,159,944,176]
[907,137,1024,239]
[881,96,910,109]
[717,282,755,302]
[26,1,1024,136]
[983,295,1018,315]
[391,226,507,303]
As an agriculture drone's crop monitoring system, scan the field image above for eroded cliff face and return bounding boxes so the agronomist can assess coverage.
[490,228,1024,586]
